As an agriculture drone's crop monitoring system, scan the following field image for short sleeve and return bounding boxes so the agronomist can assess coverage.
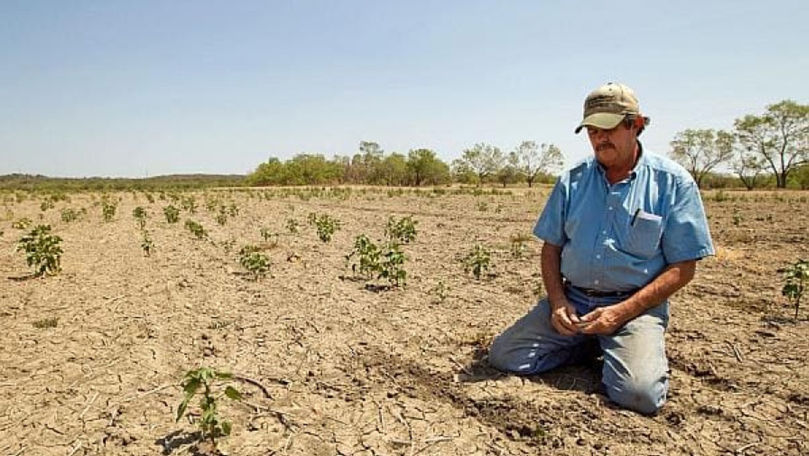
[533,177,568,247]
[661,180,715,264]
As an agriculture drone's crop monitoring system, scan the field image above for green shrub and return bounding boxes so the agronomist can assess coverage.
[782,259,808,319]
[17,225,63,276]
[101,199,117,222]
[185,220,207,239]
[133,206,148,229]
[285,218,300,234]
[311,214,341,243]
[239,246,270,280]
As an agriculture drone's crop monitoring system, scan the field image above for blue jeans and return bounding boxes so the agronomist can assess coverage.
[488,291,670,415]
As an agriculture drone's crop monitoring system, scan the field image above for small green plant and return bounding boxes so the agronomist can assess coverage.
[781,259,808,319]
[379,243,407,287]
[385,216,418,244]
[313,214,341,243]
[227,203,239,217]
[145,192,155,203]
[33,317,58,328]
[12,217,32,230]
[215,208,228,226]
[430,281,449,304]
[101,199,117,222]
[510,233,532,258]
[164,205,180,224]
[259,227,278,243]
[346,234,382,278]
[17,225,63,276]
[463,244,491,280]
[60,208,82,223]
[239,246,270,280]
[181,196,197,214]
[732,212,743,226]
[176,367,242,449]
[141,231,154,256]
[133,206,148,229]
[40,199,54,212]
[185,220,207,239]
[477,201,489,212]
[285,218,300,234]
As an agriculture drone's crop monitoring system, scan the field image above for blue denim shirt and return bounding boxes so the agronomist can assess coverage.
[534,145,714,293]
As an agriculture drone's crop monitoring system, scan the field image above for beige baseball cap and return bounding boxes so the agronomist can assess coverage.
[575,82,643,133]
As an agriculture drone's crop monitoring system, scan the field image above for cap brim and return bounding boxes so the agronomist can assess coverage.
[574,112,624,133]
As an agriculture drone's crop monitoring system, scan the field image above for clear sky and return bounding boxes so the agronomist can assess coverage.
[1,0,807,178]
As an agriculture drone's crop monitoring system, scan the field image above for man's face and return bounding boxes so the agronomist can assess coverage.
[586,119,638,169]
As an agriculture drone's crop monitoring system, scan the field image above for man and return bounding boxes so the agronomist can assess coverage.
[488,82,714,415]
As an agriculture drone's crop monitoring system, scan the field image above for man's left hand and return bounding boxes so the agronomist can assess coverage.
[576,305,629,335]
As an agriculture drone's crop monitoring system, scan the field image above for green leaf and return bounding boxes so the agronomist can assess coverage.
[221,420,232,436]
[215,371,233,379]
[183,378,201,396]
[176,399,189,422]
[224,386,242,401]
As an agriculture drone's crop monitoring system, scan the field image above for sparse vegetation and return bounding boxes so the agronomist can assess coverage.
[463,244,491,280]
[310,214,341,243]
[239,246,270,280]
[164,205,180,223]
[385,215,418,244]
[133,206,148,229]
[185,220,207,239]
[33,317,58,329]
[782,259,808,319]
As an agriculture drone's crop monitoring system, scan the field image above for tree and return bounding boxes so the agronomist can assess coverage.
[734,100,809,188]
[406,149,450,186]
[511,141,564,187]
[247,158,286,186]
[379,153,409,186]
[731,147,767,190]
[455,143,503,186]
[669,129,734,188]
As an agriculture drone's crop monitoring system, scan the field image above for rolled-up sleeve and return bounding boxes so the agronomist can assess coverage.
[533,178,568,247]
[662,180,714,264]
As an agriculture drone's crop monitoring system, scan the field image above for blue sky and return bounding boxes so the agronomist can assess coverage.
[1,0,807,178]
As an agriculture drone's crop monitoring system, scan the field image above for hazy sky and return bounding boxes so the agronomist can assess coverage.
[1,1,807,178]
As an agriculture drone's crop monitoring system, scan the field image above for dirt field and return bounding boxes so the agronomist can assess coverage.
[1,187,807,455]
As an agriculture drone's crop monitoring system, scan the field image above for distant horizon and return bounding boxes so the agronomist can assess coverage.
[2,1,807,178]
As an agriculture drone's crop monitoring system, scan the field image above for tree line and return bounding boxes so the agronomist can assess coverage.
[669,100,809,189]
[246,140,564,187]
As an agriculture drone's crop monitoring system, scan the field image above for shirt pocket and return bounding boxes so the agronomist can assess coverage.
[625,211,663,259]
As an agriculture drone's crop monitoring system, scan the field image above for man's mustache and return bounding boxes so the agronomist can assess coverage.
[596,143,615,152]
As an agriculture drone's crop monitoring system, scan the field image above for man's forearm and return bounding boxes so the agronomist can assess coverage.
[616,260,697,322]
[541,242,566,308]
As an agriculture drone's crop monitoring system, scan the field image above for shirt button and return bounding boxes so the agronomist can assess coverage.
[608,206,613,210]
[594,280,600,285]
[596,254,601,259]
[602,230,607,235]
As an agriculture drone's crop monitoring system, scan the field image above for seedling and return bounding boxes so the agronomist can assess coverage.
[60,208,82,223]
[781,259,808,319]
[220,238,236,254]
[430,281,449,304]
[215,208,228,226]
[40,199,54,212]
[164,205,180,224]
[379,243,407,287]
[510,234,532,258]
[176,367,242,449]
[346,234,381,278]
[185,220,207,240]
[17,225,63,276]
[101,199,117,222]
[463,244,491,280]
[141,231,154,257]
[133,206,148,230]
[239,246,270,280]
[385,216,418,244]
[285,218,300,234]
[181,196,197,214]
[313,214,341,243]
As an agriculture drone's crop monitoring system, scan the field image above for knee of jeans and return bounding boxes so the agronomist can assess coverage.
[605,378,667,415]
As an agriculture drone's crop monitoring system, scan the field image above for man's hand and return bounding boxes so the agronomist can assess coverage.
[576,304,629,335]
[550,298,582,336]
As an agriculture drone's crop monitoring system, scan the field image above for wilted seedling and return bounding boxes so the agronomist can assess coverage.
[430,280,449,304]
[781,259,808,319]
[285,218,300,234]
[164,205,180,224]
[141,231,154,257]
[463,244,492,280]
[510,233,532,258]
[185,220,208,240]
[385,216,418,244]
[133,206,148,230]
[17,225,63,277]
[33,317,58,329]
[176,367,242,450]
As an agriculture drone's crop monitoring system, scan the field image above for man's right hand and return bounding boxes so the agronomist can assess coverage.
[550,299,581,336]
